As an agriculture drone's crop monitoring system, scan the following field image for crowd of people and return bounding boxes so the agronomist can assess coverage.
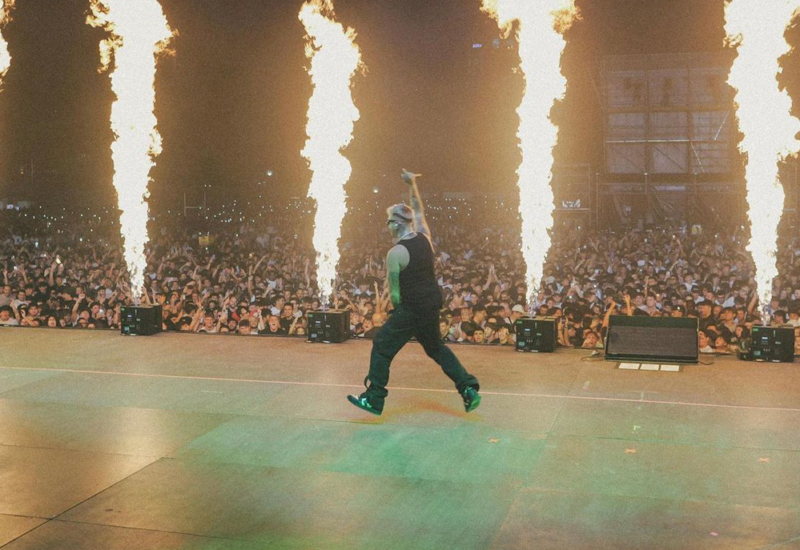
[1,198,799,356]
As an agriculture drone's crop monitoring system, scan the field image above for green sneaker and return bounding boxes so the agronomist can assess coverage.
[461,387,481,413]
[347,394,382,416]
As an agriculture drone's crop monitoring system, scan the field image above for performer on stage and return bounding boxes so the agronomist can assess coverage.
[347,170,481,415]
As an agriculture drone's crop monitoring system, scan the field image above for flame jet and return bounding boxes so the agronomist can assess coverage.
[299,0,361,308]
[482,0,577,310]
[88,0,174,303]
[0,1,14,81]
[725,0,800,322]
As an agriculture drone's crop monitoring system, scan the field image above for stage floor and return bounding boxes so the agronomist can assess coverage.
[0,329,798,549]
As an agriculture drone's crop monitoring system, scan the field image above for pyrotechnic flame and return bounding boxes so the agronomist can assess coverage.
[88,0,174,303]
[0,0,14,80]
[482,0,577,310]
[299,0,361,308]
[725,0,800,322]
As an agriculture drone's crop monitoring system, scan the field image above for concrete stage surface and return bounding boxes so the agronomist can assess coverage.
[0,330,798,550]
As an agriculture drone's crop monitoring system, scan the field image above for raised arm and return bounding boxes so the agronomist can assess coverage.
[602,299,617,330]
[401,169,431,240]
[373,281,384,314]
[48,261,57,287]
[747,290,759,314]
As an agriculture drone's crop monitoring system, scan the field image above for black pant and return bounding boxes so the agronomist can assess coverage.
[364,305,479,410]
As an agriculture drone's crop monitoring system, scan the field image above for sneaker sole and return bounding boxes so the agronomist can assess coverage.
[347,395,382,416]
[465,393,481,413]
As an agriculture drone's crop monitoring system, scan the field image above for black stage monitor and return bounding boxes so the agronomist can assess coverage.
[605,315,698,364]
[746,325,795,363]
[120,304,162,336]
[514,316,557,353]
[307,309,350,343]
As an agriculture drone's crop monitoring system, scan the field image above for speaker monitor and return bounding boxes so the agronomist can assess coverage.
[307,309,350,343]
[605,315,698,363]
[746,325,796,363]
[120,304,162,336]
[514,316,557,353]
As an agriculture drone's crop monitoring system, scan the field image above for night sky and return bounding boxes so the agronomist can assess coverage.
[0,0,794,211]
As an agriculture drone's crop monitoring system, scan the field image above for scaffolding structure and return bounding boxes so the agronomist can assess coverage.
[552,163,595,227]
[600,52,746,226]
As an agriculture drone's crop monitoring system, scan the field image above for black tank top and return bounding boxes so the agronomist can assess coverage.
[398,233,442,311]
